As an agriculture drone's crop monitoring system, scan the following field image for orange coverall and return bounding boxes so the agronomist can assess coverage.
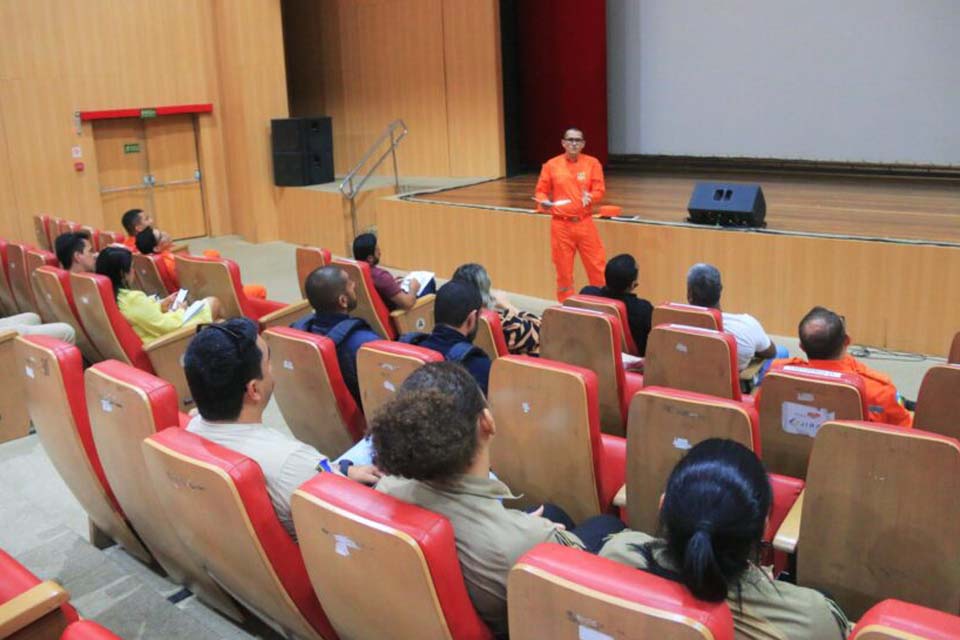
[535,153,607,301]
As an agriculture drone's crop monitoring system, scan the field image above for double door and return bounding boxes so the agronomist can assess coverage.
[94,115,206,240]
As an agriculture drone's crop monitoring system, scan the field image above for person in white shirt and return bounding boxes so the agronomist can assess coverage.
[183,317,381,540]
[686,263,787,375]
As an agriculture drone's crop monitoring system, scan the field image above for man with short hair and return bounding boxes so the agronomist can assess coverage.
[120,208,154,250]
[686,263,785,373]
[352,233,419,311]
[55,231,97,273]
[183,318,382,540]
[292,266,380,405]
[580,253,653,355]
[402,279,491,394]
[776,306,912,427]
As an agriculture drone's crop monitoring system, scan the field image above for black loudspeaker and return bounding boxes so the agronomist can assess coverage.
[271,117,335,186]
[687,183,766,228]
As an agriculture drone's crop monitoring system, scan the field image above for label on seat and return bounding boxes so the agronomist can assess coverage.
[781,401,834,438]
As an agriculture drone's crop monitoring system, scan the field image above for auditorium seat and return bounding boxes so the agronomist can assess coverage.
[57,220,81,237]
[33,214,54,251]
[507,544,734,640]
[775,420,960,618]
[564,293,638,355]
[84,361,243,621]
[15,336,151,563]
[644,324,743,402]
[292,473,493,640]
[474,309,509,360]
[851,599,960,639]
[69,272,195,409]
[7,241,37,313]
[0,548,77,640]
[488,356,625,521]
[949,332,960,364]
[0,330,29,444]
[0,239,18,315]
[93,231,124,252]
[61,620,124,640]
[296,246,332,298]
[26,249,61,321]
[263,327,365,458]
[651,302,722,331]
[755,364,867,478]
[540,306,643,437]
[142,427,337,640]
[914,364,960,438]
[131,253,177,297]
[331,257,435,340]
[357,340,444,417]
[33,267,103,363]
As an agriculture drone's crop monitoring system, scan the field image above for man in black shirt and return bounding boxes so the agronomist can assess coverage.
[580,253,653,355]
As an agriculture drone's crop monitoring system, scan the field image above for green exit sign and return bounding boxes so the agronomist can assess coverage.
[140,108,157,119]
[123,143,140,154]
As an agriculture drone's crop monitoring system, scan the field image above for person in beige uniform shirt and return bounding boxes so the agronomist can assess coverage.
[600,439,850,640]
[371,362,623,637]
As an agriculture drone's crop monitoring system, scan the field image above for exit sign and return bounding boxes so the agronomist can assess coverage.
[140,108,157,119]
[123,143,140,154]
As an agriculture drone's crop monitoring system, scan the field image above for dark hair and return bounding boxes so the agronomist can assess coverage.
[135,227,158,254]
[352,233,377,262]
[605,254,638,293]
[54,231,91,270]
[184,318,264,421]
[562,126,583,139]
[95,247,133,300]
[638,439,771,602]
[452,263,494,308]
[304,265,348,313]
[370,362,486,482]
[434,280,482,328]
[686,263,722,308]
[798,306,846,360]
[121,209,144,235]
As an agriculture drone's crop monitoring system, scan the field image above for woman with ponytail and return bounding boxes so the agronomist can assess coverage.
[600,439,850,639]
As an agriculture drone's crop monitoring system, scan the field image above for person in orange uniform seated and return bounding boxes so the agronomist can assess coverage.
[121,208,154,250]
[775,306,913,427]
[534,126,607,302]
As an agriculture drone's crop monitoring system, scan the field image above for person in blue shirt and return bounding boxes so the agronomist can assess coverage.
[291,265,380,406]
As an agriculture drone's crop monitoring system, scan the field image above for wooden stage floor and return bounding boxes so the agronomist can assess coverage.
[407,171,960,246]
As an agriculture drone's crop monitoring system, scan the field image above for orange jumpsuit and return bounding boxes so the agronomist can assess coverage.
[775,355,913,427]
[535,153,607,301]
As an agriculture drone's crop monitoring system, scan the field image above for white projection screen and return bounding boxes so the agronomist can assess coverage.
[607,0,960,166]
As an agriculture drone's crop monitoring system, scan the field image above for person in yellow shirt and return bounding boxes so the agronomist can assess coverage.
[95,247,224,341]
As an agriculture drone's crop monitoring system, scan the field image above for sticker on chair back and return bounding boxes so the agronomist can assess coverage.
[672,436,692,450]
[577,622,613,640]
[383,380,395,392]
[416,318,426,330]
[24,365,34,379]
[334,534,360,557]
[781,401,834,438]
[283,360,294,371]
[675,342,688,353]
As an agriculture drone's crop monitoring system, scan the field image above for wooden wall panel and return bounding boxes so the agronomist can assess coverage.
[376,197,960,355]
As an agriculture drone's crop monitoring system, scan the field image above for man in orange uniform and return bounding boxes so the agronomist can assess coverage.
[534,127,607,301]
[775,306,913,427]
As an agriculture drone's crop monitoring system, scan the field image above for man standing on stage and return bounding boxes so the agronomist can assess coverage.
[534,127,607,301]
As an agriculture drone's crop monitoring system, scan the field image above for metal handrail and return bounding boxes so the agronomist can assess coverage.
[339,119,408,247]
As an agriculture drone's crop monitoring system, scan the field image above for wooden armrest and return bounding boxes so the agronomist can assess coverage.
[144,326,196,411]
[0,580,70,638]
[170,243,190,254]
[258,300,312,331]
[612,484,626,508]
[773,488,804,553]
[739,357,765,381]
[391,294,436,335]
[389,293,436,316]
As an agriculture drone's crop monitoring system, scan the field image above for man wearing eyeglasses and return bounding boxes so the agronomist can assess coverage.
[534,127,607,302]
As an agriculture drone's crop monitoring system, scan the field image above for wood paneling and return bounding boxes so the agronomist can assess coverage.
[147,115,206,239]
[277,184,394,255]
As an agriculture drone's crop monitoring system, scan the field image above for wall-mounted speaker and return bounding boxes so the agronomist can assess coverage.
[271,117,334,186]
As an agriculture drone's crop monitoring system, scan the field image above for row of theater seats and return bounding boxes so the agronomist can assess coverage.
[12,333,960,638]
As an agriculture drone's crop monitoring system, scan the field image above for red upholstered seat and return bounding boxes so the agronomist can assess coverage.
[174,254,286,321]
[489,356,625,520]
[142,428,336,640]
[57,220,82,237]
[357,339,445,416]
[0,239,19,316]
[292,474,493,640]
[0,548,79,635]
[62,620,124,640]
[476,309,509,359]
[93,230,125,252]
[508,544,734,639]
[70,272,153,373]
[764,473,804,575]
[645,324,743,401]
[264,327,366,457]
[7,241,37,313]
[564,293,639,355]
[33,214,54,251]
[851,599,960,639]
[652,302,723,331]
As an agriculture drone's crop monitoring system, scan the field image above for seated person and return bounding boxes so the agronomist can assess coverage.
[184,318,382,540]
[353,232,422,311]
[776,306,913,427]
[400,280,491,394]
[580,253,653,355]
[0,312,75,343]
[371,362,624,637]
[600,438,851,640]
[121,208,153,250]
[291,265,380,405]
[55,231,97,273]
[95,246,223,341]
[687,263,786,376]
[453,263,541,355]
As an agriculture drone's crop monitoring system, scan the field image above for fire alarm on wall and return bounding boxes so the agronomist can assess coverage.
[74,161,85,172]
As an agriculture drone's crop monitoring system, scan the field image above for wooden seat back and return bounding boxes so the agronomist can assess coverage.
[914,364,960,439]
[175,254,245,318]
[356,340,444,416]
[565,294,638,354]
[651,302,722,331]
[644,324,741,400]
[331,258,394,339]
[70,272,151,372]
[32,266,103,363]
[0,331,30,444]
[475,309,509,360]
[7,242,37,313]
[296,246,331,298]
[132,253,176,297]
[33,214,53,251]
[0,240,17,315]
[950,332,960,364]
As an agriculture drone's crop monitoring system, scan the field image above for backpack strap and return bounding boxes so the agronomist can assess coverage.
[324,317,369,347]
[446,341,486,363]
[398,331,430,345]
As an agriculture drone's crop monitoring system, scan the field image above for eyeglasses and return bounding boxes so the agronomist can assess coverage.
[196,322,256,356]
[563,138,585,144]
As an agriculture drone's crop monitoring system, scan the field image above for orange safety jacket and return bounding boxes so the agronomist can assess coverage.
[534,154,605,219]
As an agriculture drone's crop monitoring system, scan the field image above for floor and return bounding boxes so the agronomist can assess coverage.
[0,234,944,638]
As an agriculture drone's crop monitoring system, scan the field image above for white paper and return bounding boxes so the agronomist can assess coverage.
[532,197,572,207]
[180,300,206,325]
[782,365,843,379]
[578,625,614,640]
[781,401,835,438]
[620,352,644,371]
[173,288,188,311]
[400,270,435,295]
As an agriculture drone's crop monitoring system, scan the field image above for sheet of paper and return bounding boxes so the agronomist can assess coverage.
[781,401,835,438]
[401,270,435,295]
[531,197,572,207]
[180,300,206,325]
[173,288,188,310]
